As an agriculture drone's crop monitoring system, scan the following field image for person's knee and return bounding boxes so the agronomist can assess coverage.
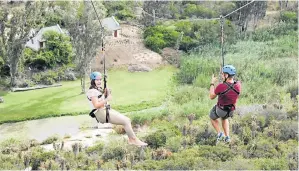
[123,116,131,125]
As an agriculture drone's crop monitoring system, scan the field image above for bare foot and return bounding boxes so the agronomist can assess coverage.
[128,138,148,146]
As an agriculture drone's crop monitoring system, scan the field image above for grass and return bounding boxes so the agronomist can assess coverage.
[0,65,177,123]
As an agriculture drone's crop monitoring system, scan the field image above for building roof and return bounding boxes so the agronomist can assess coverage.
[25,24,64,51]
[36,24,64,42]
[101,16,121,31]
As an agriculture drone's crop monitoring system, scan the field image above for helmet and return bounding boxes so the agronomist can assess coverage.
[222,65,236,76]
[90,72,101,80]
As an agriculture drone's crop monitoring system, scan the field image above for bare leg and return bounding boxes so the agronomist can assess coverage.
[211,119,221,134]
[95,109,147,146]
[222,119,229,137]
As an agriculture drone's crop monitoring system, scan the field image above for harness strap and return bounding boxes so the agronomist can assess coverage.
[219,81,240,95]
[105,104,110,123]
[216,104,235,119]
[88,94,110,123]
[87,94,102,101]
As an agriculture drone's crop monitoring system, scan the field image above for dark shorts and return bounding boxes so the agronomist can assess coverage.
[209,105,234,120]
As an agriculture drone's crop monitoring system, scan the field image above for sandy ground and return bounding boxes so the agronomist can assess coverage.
[92,24,166,71]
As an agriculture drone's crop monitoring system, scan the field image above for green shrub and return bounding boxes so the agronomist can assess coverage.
[195,124,216,146]
[165,136,182,152]
[145,131,167,149]
[245,138,280,159]
[219,158,257,170]
[30,147,56,170]
[197,145,234,162]
[85,142,104,155]
[32,70,59,85]
[144,26,179,52]
[0,153,21,169]
[280,11,297,23]
[101,145,127,162]
[23,31,73,70]
[175,56,218,84]
[254,158,289,170]
[104,1,135,21]
[145,34,166,53]
[251,22,297,41]
[41,134,60,145]
[278,121,298,141]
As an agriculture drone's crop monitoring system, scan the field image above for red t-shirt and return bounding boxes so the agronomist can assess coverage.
[214,81,241,111]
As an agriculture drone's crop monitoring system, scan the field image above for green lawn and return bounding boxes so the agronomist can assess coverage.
[0,66,176,123]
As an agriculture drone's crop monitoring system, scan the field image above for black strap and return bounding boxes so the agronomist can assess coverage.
[105,104,110,123]
[89,109,100,123]
[87,94,102,101]
[214,105,220,118]
[219,81,240,95]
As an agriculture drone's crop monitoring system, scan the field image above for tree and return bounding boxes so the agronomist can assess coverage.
[228,1,267,37]
[64,1,106,94]
[0,1,47,87]
[141,1,171,26]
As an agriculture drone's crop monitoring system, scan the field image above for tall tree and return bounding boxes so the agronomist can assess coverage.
[64,1,106,93]
[141,1,171,26]
[0,1,47,87]
[228,1,267,36]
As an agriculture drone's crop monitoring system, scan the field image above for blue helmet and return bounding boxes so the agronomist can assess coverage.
[90,72,101,80]
[222,65,236,76]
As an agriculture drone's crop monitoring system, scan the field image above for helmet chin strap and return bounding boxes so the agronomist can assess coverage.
[223,76,227,83]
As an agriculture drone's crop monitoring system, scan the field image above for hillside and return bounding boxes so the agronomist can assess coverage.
[92,24,166,71]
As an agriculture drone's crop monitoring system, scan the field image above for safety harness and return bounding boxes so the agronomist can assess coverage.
[215,81,240,119]
[87,93,110,123]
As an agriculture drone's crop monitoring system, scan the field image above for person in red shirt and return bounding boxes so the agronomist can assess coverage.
[209,65,241,143]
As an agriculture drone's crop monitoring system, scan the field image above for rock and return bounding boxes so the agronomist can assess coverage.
[65,71,77,81]
[0,97,4,103]
[161,47,182,66]
[128,64,152,72]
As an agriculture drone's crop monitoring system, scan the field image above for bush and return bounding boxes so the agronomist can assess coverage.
[175,56,218,84]
[165,136,181,152]
[219,158,257,170]
[197,145,234,162]
[170,86,207,105]
[277,121,298,141]
[85,142,104,155]
[245,138,280,158]
[145,131,167,149]
[104,1,135,21]
[101,145,127,162]
[144,26,179,53]
[32,70,59,85]
[145,34,166,53]
[195,124,216,146]
[23,30,73,70]
[254,158,289,170]
[251,22,297,41]
[30,147,56,170]
[280,11,297,23]
[41,134,60,145]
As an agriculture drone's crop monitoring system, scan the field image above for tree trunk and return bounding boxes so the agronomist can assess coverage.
[9,47,21,87]
[81,69,86,94]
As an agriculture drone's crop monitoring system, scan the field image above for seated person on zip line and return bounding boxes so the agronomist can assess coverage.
[209,65,241,143]
[86,71,148,147]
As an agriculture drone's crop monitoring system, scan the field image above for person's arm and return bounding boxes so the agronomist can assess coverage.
[91,96,108,109]
[89,89,112,109]
[210,85,217,99]
[209,74,217,99]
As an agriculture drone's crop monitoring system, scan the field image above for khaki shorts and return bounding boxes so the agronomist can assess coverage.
[209,105,234,120]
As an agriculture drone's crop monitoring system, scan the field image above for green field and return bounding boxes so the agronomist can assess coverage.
[0,66,177,123]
